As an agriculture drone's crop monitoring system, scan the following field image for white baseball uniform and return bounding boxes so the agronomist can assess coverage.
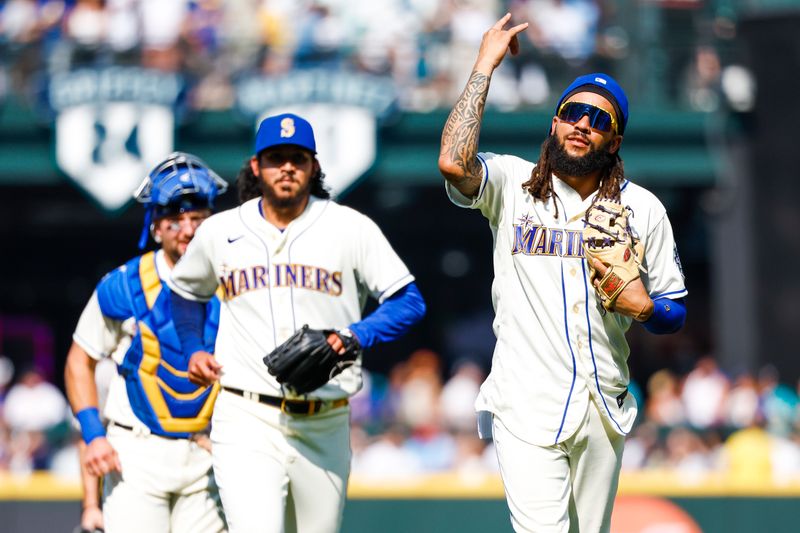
[447,152,687,532]
[73,250,226,533]
[168,196,414,533]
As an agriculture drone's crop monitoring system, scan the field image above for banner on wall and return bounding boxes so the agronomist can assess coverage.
[47,68,183,212]
[236,69,398,198]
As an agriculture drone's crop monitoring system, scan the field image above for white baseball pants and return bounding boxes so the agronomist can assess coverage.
[492,395,625,533]
[210,389,351,533]
[103,424,226,533]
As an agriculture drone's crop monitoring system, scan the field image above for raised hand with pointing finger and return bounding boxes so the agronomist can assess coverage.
[474,13,529,74]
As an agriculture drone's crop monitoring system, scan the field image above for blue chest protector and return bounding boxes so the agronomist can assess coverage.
[96,251,221,438]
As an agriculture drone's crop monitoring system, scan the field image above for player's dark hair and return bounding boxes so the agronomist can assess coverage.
[522,134,625,218]
[309,167,331,199]
[236,161,261,204]
[235,156,331,205]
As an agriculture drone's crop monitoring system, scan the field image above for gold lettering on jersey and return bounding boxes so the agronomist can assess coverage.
[330,271,343,296]
[301,266,313,289]
[316,268,330,293]
[253,265,268,288]
[220,271,236,299]
[285,264,298,287]
[548,229,565,256]
[512,223,541,255]
[218,263,342,300]
[272,264,283,287]
[280,118,295,138]
[532,230,549,255]
[565,230,583,257]
[512,215,584,258]
[237,269,251,292]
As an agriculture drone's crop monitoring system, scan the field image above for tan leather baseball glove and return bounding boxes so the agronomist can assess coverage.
[583,199,646,312]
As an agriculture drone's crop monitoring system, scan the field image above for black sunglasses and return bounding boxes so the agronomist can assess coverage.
[263,150,312,165]
[557,101,617,133]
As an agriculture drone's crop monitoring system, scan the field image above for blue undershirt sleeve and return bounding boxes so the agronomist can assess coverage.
[642,297,686,335]
[348,282,426,349]
[171,291,208,357]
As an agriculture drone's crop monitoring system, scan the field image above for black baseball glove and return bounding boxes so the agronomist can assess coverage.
[263,325,361,395]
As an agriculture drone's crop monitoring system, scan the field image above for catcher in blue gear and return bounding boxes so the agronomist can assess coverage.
[65,152,229,533]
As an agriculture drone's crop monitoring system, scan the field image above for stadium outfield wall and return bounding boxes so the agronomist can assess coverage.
[1,472,798,533]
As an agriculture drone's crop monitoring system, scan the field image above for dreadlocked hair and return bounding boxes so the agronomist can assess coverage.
[593,156,625,203]
[235,157,332,205]
[521,136,626,219]
[521,136,559,214]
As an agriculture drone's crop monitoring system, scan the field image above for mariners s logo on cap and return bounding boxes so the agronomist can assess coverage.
[255,112,317,154]
[280,118,296,138]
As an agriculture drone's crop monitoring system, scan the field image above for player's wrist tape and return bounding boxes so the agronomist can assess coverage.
[642,297,686,334]
[76,407,106,444]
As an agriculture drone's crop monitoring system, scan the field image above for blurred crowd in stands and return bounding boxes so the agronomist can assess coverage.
[0,0,735,111]
[3,348,800,485]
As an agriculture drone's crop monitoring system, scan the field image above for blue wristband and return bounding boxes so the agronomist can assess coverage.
[76,407,106,444]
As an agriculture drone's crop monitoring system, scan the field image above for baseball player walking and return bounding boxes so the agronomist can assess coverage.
[168,112,426,533]
[65,152,229,533]
[439,15,687,533]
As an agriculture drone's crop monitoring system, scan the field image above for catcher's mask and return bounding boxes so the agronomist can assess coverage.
[134,152,228,249]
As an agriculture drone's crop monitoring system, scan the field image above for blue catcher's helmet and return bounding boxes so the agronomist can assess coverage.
[133,152,228,249]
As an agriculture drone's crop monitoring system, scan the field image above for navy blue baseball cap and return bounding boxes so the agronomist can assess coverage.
[554,73,629,134]
[254,113,317,155]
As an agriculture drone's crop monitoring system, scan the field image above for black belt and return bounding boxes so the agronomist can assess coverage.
[108,421,184,440]
[223,386,348,415]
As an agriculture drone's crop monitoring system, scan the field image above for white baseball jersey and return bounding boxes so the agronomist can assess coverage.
[447,152,687,446]
[168,196,414,400]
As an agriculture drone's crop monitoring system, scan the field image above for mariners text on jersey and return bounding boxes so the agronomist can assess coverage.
[512,216,585,258]
[219,263,343,300]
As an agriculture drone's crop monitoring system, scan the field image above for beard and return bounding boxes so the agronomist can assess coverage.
[261,175,313,209]
[161,238,187,267]
[545,133,617,177]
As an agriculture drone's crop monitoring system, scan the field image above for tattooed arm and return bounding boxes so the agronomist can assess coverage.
[439,71,490,198]
[438,13,529,198]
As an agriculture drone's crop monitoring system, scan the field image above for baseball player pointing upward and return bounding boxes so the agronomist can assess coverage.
[168,113,425,532]
[439,15,687,533]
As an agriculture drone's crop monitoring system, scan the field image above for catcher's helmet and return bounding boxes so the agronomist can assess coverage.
[134,152,228,249]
